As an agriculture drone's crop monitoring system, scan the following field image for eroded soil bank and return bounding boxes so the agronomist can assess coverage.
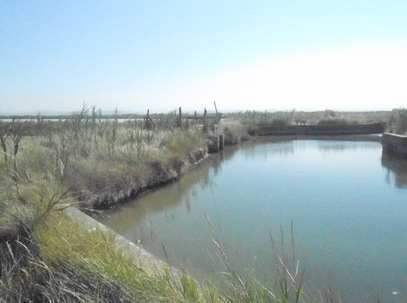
[80,148,208,211]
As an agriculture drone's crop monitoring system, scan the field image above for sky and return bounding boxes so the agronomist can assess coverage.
[1,1,407,114]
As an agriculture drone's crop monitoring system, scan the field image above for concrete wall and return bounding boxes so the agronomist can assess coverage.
[64,207,183,280]
[381,133,407,158]
[258,122,386,136]
[207,135,220,153]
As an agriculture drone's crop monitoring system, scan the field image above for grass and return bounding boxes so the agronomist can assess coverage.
[0,105,208,211]
[203,214,342,303]
[223,109,392,130]
[0,203,205,302]
[3,191,324,303]
[218,122,251,145]
[0,106,210,301]
[224,110,296,126]
[36,212,195,302]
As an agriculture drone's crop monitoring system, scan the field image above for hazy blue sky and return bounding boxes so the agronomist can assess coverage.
[1,1,406,114]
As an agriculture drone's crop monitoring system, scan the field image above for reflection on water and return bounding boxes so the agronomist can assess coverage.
[381,153,407,188]
[97,137,407,303]
[97,147,237,243]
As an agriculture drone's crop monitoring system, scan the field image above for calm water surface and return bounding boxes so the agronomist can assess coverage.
[97,137,407,302]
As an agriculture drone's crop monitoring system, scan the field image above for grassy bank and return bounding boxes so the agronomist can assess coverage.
[0,106,208,212]
[0,194,339,303]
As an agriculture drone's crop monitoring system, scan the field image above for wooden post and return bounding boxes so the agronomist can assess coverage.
[213,101,220,131]
[145,109,155,130]
[177,107,182,128]
[145,109,150,129]
[219,134,224,150]
[203,107,208,134]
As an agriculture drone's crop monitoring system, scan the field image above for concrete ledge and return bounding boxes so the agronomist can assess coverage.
[64,207,183,280]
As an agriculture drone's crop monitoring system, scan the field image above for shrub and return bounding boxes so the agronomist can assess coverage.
[221,122,248,144]
[317,118,349,126]
[247,123,260,136]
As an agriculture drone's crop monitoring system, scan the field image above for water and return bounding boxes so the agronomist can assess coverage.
[97,136,407,302]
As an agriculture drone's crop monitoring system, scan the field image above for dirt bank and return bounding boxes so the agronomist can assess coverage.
[80,148,208,212]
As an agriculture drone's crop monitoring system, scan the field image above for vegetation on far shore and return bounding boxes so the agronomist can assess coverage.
[224,108,407,134]
[1,106,406,302]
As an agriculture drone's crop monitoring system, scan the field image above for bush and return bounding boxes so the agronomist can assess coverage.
[221,122,248,144]
[247,123,259,136]
[317,118,349,126]
[269,117,291,126]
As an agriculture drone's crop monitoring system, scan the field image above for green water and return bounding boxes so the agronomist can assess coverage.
[97,137,407,302]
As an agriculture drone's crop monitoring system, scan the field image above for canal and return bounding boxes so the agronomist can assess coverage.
[97,136,407,302]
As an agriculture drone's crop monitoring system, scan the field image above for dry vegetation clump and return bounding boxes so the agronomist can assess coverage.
[219,122,250,145]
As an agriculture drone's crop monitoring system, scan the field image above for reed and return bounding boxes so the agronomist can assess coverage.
[219,122,250,145]
[0,106,208,211]
[202,214,341,303]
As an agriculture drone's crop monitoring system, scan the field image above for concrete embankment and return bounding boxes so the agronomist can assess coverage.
[206,134,224,153]
[381,132,407,158]
[65,207,183,279]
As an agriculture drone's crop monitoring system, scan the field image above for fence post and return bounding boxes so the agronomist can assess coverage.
[177,107,182,128]
[203,107,208,134]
